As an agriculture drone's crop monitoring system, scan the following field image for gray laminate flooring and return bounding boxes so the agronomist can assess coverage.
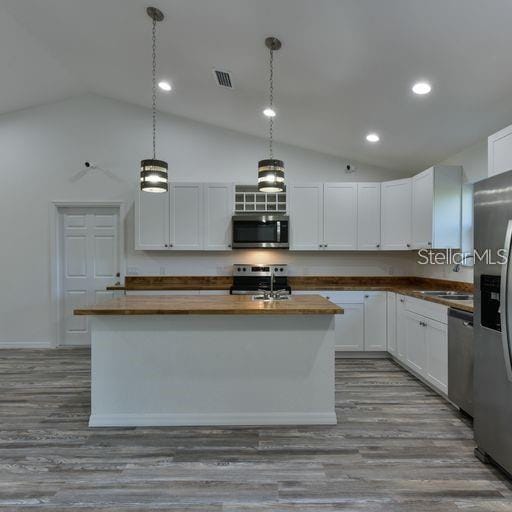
[1,348,511,511]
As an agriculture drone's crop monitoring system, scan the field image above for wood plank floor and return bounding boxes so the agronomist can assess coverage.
[1,348,511,511]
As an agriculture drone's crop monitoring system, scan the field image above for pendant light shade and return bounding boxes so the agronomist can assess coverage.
[257,159,285,193]
[140,159,168,193]
[141,7,168,193]
[258,37,285,193]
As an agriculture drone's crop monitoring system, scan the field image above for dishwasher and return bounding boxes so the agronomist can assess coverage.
[448,307,474,417]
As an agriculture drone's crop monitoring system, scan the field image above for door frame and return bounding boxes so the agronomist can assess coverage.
[50,201,125,348]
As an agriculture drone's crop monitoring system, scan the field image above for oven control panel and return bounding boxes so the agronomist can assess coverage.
[233,264,287,276]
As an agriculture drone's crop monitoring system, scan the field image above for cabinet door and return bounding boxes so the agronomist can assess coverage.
[381,178,412,250]
[289,184,323,250]
[204,183,234,251]
[363,292,387,351]
[405,311,427,375]
[169,183,203,250]
[489,124,512,177]
[135,188,169,250]
[334,303,364,351]
[323,183,357,250]
[425,318,448,394]
[357,183,381,250]
[396,294,408,363]
[386,292,397,355]
[412,168,434,249]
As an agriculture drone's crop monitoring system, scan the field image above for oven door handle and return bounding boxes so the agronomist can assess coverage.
[500,219,512,382]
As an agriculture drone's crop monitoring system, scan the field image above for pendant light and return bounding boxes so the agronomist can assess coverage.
[140,7,168,193]
[258,37,285,193]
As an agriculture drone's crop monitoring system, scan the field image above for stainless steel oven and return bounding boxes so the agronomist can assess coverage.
[232,214,289,249]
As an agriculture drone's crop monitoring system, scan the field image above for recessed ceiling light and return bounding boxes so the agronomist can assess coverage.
[263,107,276,117]
[158,80,172,92]
[412,81,431,95]
[366,133,380,143]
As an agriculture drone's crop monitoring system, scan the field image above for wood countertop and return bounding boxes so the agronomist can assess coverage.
[74,294,343,316]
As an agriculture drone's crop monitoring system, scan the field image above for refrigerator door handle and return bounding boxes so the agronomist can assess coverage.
[500,219,512,382]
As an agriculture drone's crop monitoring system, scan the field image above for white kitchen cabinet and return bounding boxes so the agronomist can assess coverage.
[169,183,204,250]
[357,183,381,250]
[396,294,408,363]
[381,178,412,250]
[333,303,364,351]
[363,292,387,350]
[136,182,234,251]
[405,311,427,375]
[425,318,448,394]
[297,290,385,352]
[323,183,357,250]
[135,187,169,250]
[412,166,462,249]
[204,183,234,250]
[489,124,512,177]
[386,292,397,355]
[288,184,324,250]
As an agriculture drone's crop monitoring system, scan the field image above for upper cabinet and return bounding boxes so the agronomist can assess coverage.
[135,182,234,251]
[381,178,412,250]
[357,183,381,250]
[323,183,357,250]
[411,166,462,250]
[489,124,512,177]
[288,184,324,250]
[135,186,169,250]
[204,183,234,251]
[289,183,357,251]
[170,183,203,250]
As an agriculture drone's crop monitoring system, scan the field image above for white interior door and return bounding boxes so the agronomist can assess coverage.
[60,207,119,345]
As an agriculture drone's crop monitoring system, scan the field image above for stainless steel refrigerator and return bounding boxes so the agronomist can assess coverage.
[474,169,512,475]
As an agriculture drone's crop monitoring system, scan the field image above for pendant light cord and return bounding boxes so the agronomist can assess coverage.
[268,46,274,159]
[152,18,157,160]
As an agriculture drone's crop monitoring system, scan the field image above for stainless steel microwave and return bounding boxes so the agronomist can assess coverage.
[232,214,289,249]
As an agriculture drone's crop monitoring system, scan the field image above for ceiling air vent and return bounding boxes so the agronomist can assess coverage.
[213,69,233,89]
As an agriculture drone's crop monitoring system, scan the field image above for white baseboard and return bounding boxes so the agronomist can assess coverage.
[0,340,52,349]
[89,411,337,427]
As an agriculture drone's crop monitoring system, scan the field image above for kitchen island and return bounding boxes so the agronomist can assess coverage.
[75,295,342,427]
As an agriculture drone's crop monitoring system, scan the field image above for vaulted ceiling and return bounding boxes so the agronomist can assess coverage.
[3,0,512,171]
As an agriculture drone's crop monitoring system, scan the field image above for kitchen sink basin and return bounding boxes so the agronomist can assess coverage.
[252,294,290,301]
[416,290,473,301]
[436,294,473,301]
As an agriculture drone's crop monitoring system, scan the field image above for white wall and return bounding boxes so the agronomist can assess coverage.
[0,93,410,345]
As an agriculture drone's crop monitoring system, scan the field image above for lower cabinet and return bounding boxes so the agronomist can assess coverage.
[395,294,449,395]
[396,294,408,363]
[386,292,397,356]
[334,303,364,351]
[295,290,387,352]
[405,311,427,374]
[425,318,448,394]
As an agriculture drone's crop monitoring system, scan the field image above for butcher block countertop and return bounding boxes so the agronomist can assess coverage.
[74,294,343,316]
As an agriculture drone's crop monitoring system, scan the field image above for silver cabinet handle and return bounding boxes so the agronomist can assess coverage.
[325,244,328,248]
[428,242,432,246]
[326,296,330,300]
[406,244,411,248]
[400,298,405,303]
[376,244,380,248]
[228,244,232,248]
[364,294,369,299]
[318,244,323,248]
[164,244,168,247]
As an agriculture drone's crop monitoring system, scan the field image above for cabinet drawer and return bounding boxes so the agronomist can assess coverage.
[404,295,448,324]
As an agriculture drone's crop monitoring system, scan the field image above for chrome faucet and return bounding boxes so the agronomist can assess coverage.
[453,254,474,272]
